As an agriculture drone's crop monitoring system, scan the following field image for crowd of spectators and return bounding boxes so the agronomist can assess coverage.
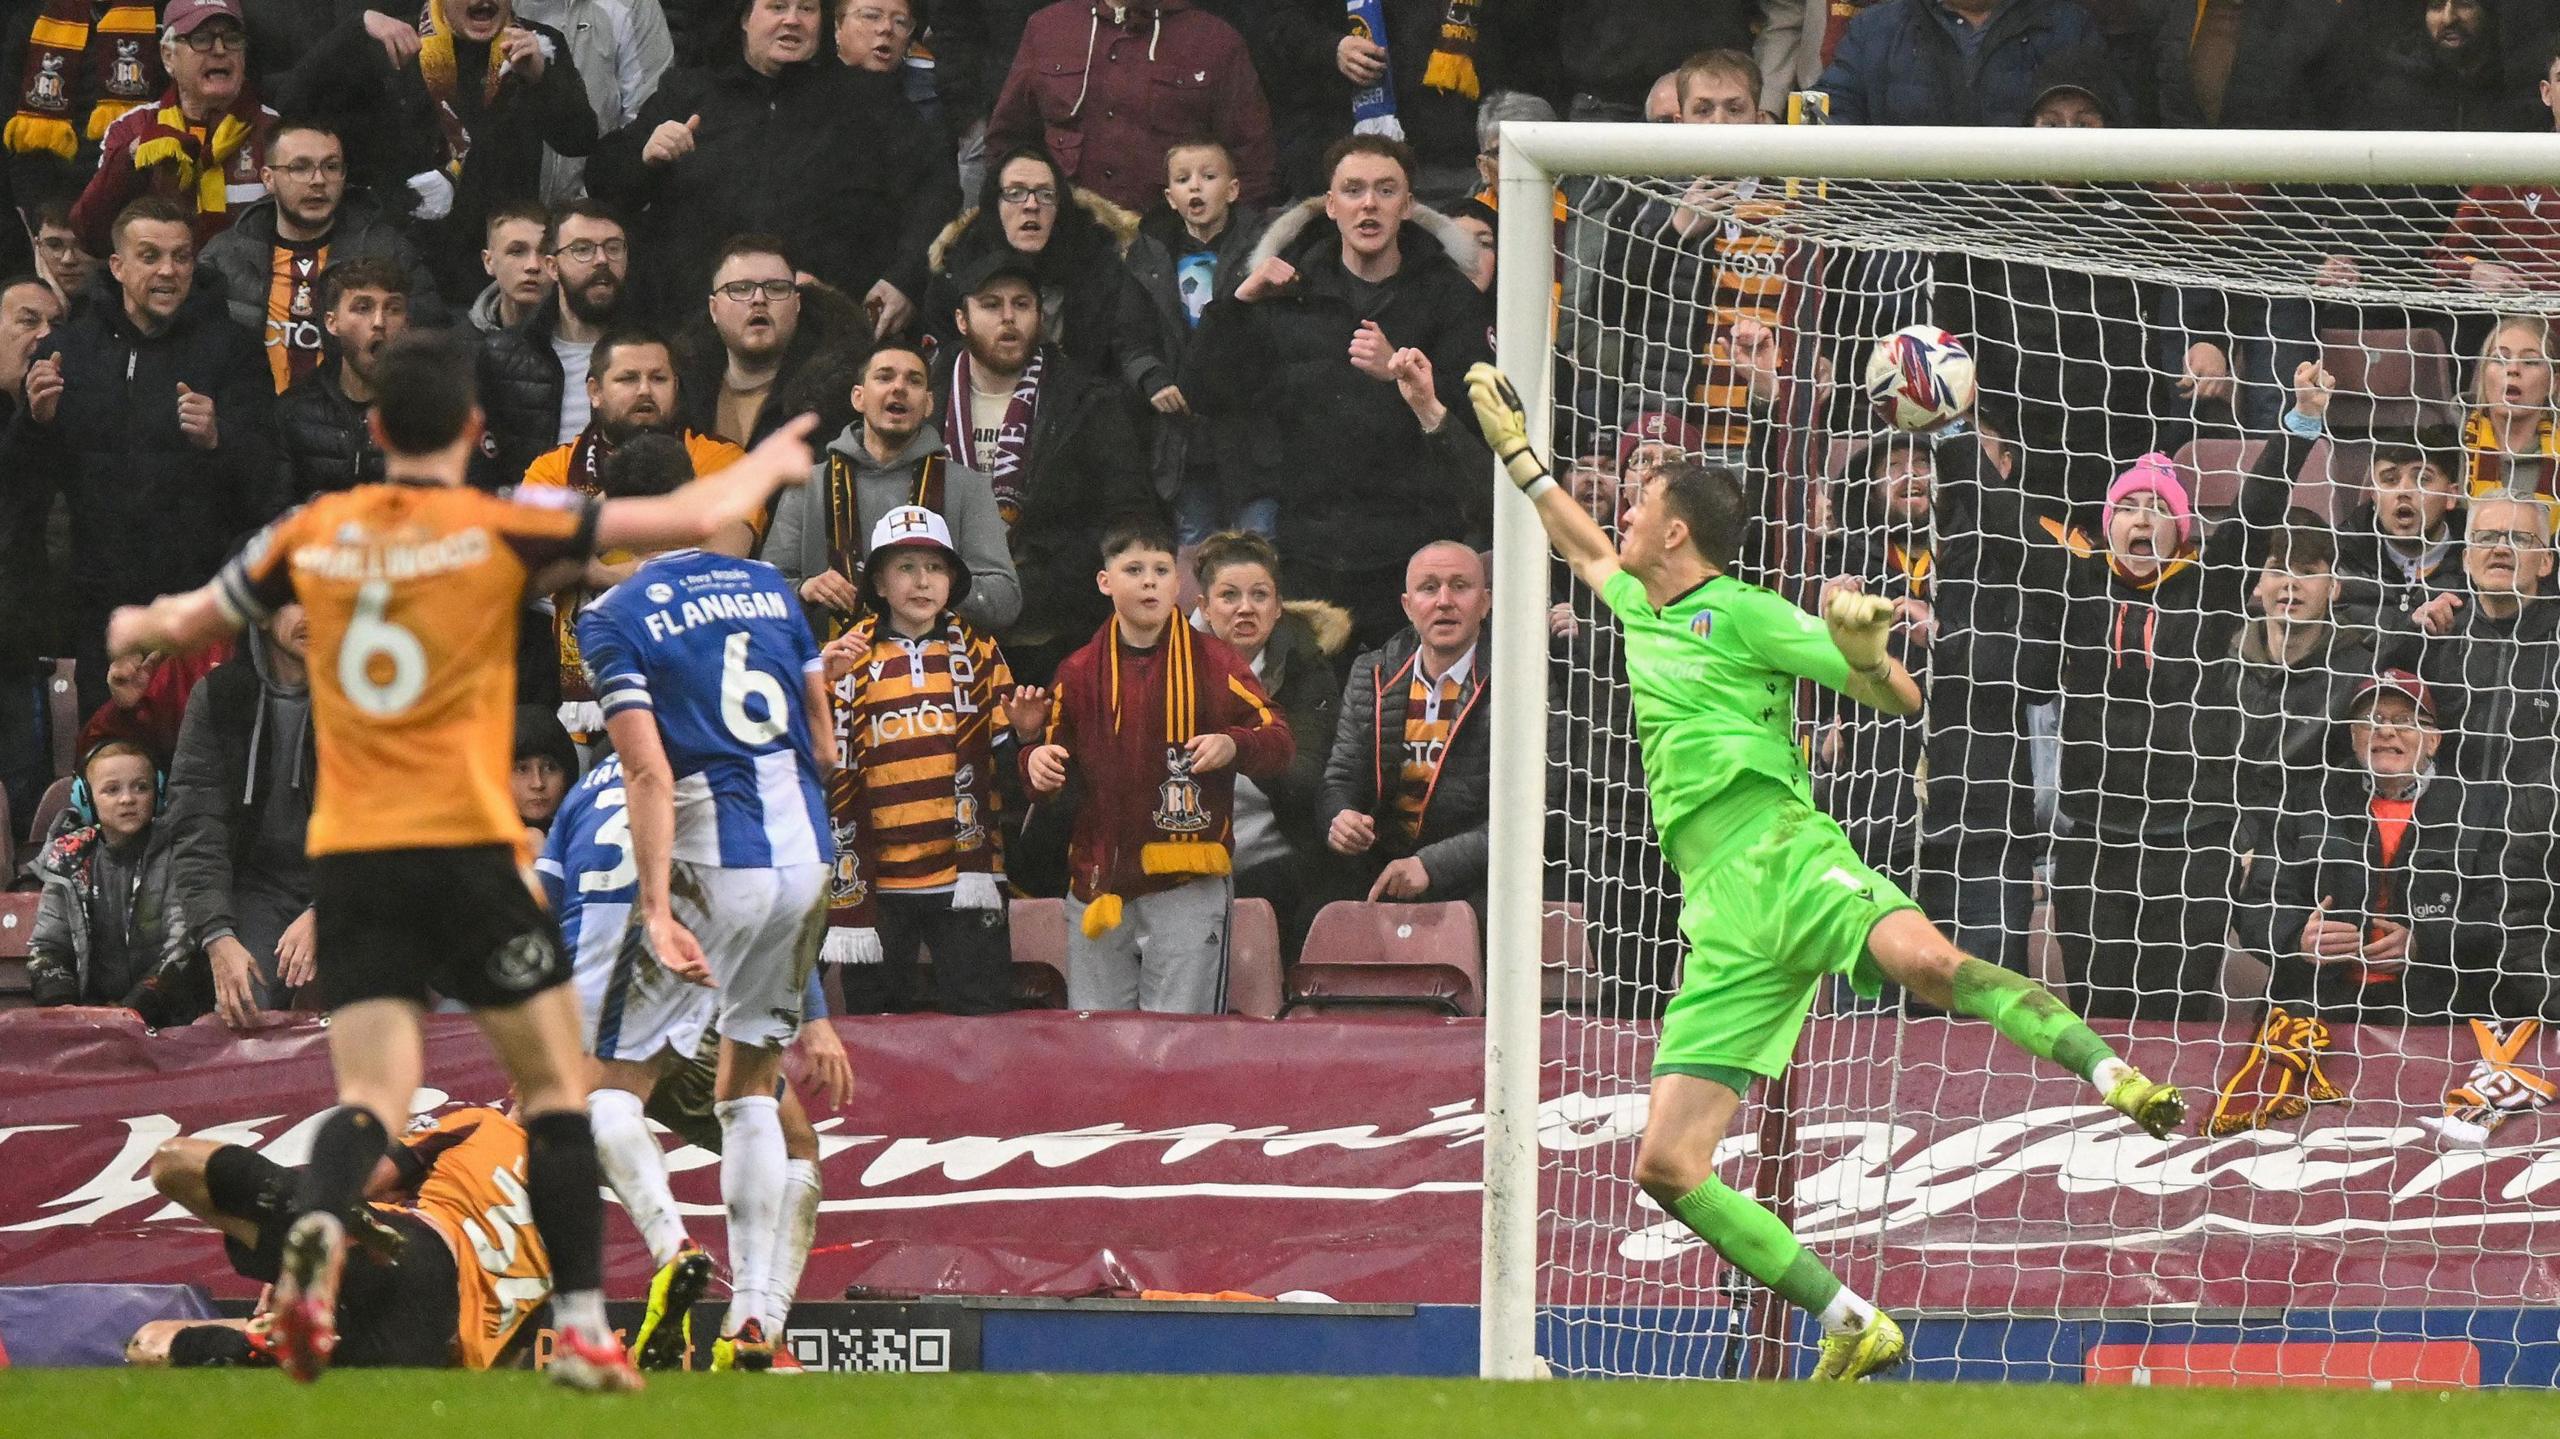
[4,0,2560,1034]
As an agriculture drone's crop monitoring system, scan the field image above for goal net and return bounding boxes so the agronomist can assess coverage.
[1479,123,2560,1385]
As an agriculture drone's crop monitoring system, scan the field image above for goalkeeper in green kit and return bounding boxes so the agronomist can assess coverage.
[1466,364,2187,1381]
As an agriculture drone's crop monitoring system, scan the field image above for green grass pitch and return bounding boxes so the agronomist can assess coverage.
[9,1370,2556,1438]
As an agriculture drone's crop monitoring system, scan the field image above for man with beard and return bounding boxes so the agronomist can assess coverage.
[675,234,863,449]
[277,0,598,299]
[764,337,1022,640]
[931,253,1159,683]
[199,121,443,394]
[7,195,280,715]
[523,326,749,726]
[274,256,411,500]
[475,200,629,489]
[2334,429,2468,629]
[2330,0,2546,133]
[68,0,279,251]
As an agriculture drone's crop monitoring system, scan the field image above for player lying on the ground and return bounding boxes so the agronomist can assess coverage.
[539,754,853,1371]
[128,1108,549,1372]
[102,331,823,1391]
[1465,364,2187,1382]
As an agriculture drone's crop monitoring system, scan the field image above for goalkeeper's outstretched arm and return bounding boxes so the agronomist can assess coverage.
[1464,363,1620,593]
[1823,590,1923,717]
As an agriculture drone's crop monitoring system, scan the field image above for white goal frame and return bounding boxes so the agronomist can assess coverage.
[1477,121,2560,1381]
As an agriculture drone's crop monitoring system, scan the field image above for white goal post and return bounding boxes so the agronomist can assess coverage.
[1480,122,2560,1383]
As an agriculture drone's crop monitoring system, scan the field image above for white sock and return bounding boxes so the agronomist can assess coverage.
[1818,1287,1878,1338]
[766,1157,823,1333]
[553,1288,609,1341]
[2092,1057,2135,1096]
[588,1088,690,1269]
[715,1094,785,1337]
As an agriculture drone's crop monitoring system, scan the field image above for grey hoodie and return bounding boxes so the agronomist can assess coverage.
[167,628,315,965]
[762,423,1024,633]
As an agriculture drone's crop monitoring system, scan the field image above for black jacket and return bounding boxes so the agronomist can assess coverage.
[930,343,1162,646]
[671,280,869,450]
[587,58,957,328]
[1318,628,1491,904]
[2231,620,2381,840]
[1131,203,1272,505]
[2378,593,2560,807]
[2235,769,2505,1025]
[923,187,1173,403]
[3,282,282,609]
[196,192,448,338]
[1512,0,1753,110]
[1260,0,1530,169]
[1188,199,1492,580]
[166,634,315,956]
[1921,432,2065,847]
[277,15,598,300]
[1935,189,2183,505]
[274,360,382,500]
[2322,0,2546,133]
[2020,426,2303,840]
[1254,600,1351,843]
[2333,504,2465,632]
[474,302,572,490]
[2153,0,2339,128]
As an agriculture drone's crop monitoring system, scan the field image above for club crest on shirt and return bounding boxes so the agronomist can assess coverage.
[1689,611,1715,640]
[1154,746,1210,833]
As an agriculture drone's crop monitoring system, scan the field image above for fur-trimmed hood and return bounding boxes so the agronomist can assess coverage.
[1245,196,1485,281]
[1282,599,1354,659]
[928,186,1146,275]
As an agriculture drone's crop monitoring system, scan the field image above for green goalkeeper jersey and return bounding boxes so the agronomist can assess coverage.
[1597,568,1850,850]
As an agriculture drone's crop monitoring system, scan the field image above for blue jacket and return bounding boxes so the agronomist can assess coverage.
[1816,0,2118,126]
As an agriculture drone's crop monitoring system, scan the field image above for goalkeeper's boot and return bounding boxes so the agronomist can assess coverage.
[269,1210,346,1385]
[1812,1311,1906,1382]
[550,1325,646,1393]
[2105,1070,2189,1140]
[712,1319,776,1373]
[630,1242,714,1371]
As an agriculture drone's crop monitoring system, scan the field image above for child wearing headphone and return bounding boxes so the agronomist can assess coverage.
[28,740,199,1023]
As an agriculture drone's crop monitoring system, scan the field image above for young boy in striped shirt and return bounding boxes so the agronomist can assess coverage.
[823,505,1046,1013]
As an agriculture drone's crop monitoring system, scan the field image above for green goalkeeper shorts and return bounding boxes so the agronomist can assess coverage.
[1652,785,1918,1086]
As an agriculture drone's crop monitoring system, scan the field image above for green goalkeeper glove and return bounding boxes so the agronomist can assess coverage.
[1466,363,1556,498]
[1825,590,1895,674]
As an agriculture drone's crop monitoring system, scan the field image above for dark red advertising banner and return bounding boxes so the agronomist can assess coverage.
[2,1010,2555,1310]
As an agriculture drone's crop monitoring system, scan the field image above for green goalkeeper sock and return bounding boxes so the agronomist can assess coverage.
[1951,956,2115,1083]
[1665,1176,1843,1315]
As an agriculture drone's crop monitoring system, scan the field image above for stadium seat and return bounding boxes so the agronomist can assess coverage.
[1227,898,1283,1019]
[1009,897,1069,1008]
[2320,327,2458,432]
[2173,438,2265,514]
[46,659,77,781]
[1541,901,1601,1012]
[2291,438,2360,524]
[0,891,38,1007]
[24,776,71,864]
[1285,901,1482,1016]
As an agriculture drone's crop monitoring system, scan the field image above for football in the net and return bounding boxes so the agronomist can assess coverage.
[1863,325,1977,432]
